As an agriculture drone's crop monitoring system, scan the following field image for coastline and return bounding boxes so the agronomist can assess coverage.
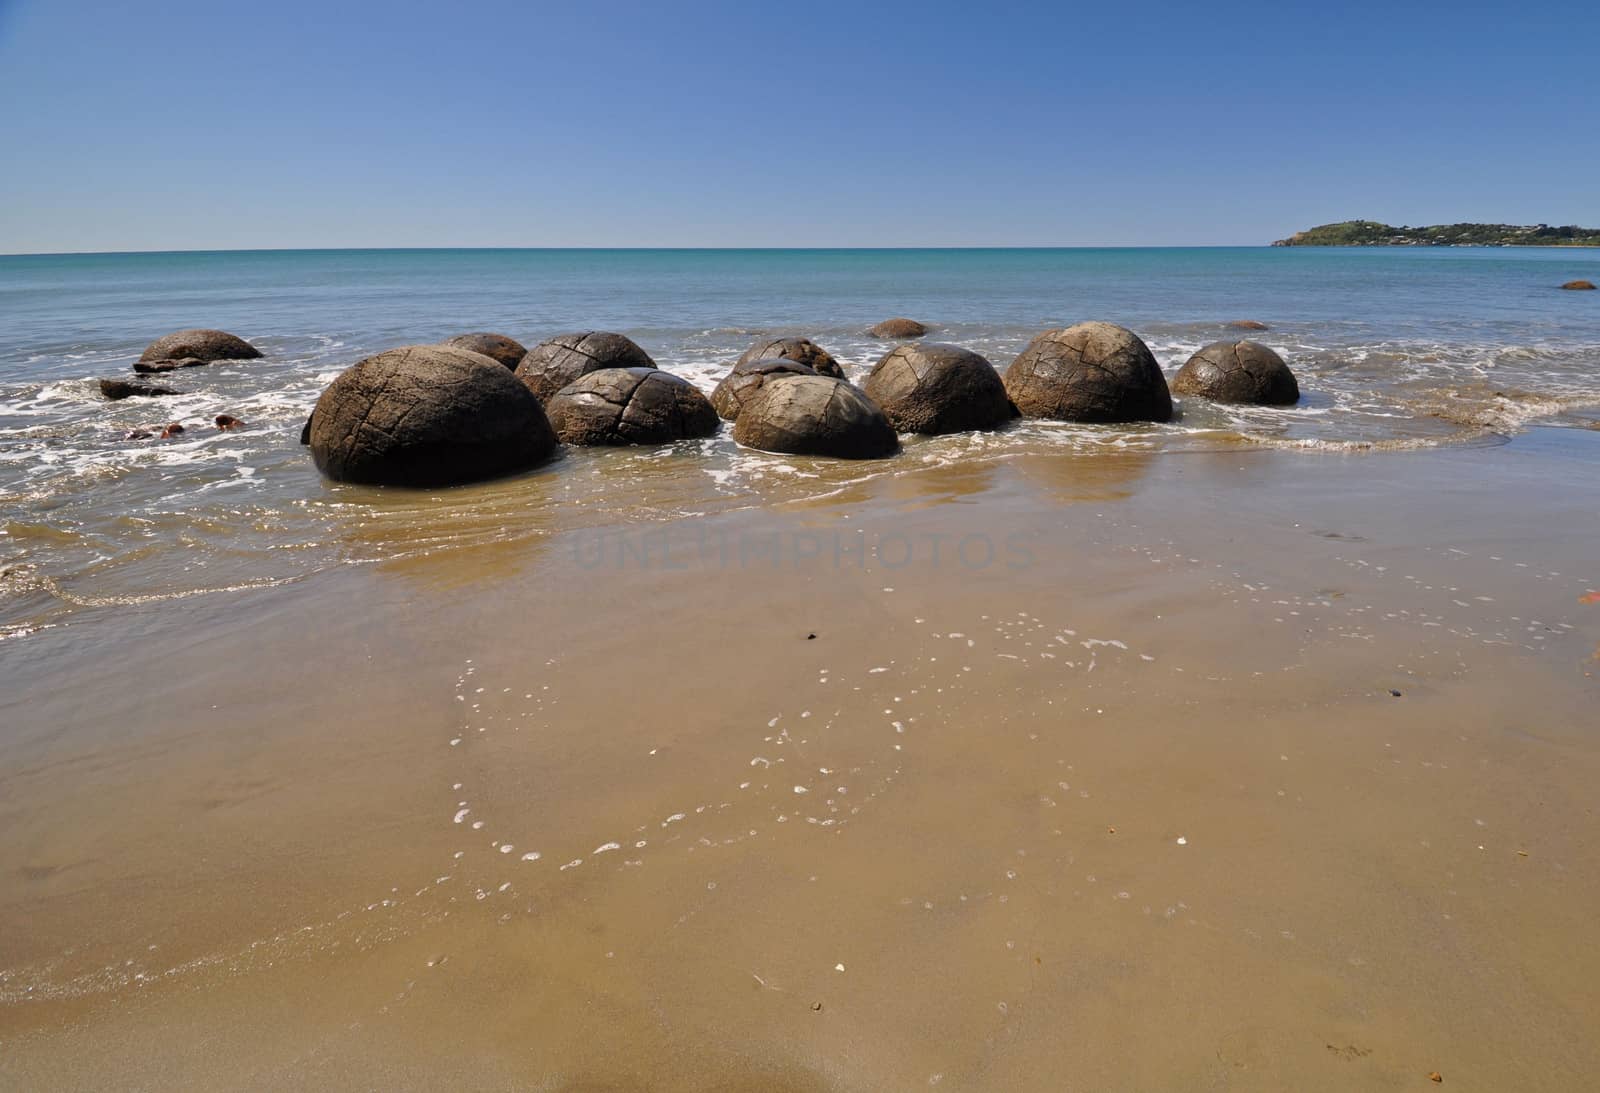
[4,429,1598,1090]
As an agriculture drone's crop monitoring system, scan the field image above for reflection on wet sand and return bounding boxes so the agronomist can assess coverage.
[3,437,1600,1090]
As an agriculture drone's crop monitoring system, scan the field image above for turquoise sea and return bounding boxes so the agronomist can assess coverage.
[2,246,1598,640]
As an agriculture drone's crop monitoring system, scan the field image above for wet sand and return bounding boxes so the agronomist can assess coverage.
[3,432,1599,1091]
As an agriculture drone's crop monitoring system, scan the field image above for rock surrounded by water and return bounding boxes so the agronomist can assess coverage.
[308,345,556,486]
[1004,322,1173,423]
[864,342,1013,434]
[546,367,719,446]
[441,333,527,370]
[1172,340,1300,405]
[869,317,929,339]
[515,332,655,403]
[732,374,899,459]
[137,329,261,366]
[735,337,845,379]
[1562,280,1597,291]
[99,378,177,400]
[710,358,818,421]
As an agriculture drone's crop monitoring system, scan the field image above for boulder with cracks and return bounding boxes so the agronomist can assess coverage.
[546,368,719,446]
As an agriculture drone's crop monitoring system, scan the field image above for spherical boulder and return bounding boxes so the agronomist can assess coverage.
[735,337,845,379]
[308,345,557,487]
[1561,279,1596,290]
[710,358,818,421]
[514,332,655,403]
[733,375,898,459]
[869,317,929,339]
[863,342,1013,435]
[1171,340,1300,405]
[1227,319,1270,331]
[441,332,527,369]
[138,329,260,365]
[546,368,719,446]
[1003,322,1173,423]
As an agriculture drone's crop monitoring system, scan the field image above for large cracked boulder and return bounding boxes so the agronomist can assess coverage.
[441,332,526,370]
[546,368,719,446]
[732,375,898,459]
[1171,340,1300,405]
[864,342,1013,435]
[735,337,845,379]
[308,345,556,486]
[137,329,260,366]
[1004,322,1173,423]
[514,332,655,403]
[710,358,817,421]
[869,317,928,339]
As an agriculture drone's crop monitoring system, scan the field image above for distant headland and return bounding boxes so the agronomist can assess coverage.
[1272,220,1600,247]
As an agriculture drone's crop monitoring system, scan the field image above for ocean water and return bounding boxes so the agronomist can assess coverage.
[2,246,1598,642]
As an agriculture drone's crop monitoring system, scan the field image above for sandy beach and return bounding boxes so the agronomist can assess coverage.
[4,428,1598,1091]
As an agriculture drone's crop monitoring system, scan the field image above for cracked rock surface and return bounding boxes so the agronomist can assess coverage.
[515,332,655,404]
[309,345,556,486]
[1171,340,1300,405]
[137,329,261,365]
[441,332,527,370]
[710,358,818,421]
[546,367,719,446]
[734,337,845,379]
[864,342,1013,435]
[1003,322,1173,423]
[732,374,898,459]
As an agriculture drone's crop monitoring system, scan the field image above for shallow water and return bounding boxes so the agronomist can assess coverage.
[2,246,1598,641]
[2,249,1600,1089]
[2,438,1598,1090]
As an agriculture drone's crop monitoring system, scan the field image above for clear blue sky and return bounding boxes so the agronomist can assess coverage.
[1,0,1594,252]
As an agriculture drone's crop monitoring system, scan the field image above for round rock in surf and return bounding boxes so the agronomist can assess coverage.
[732,374,898,459]
[441,332,527,370]
[1003,322,1173,423]
[308,344,556,486]
[1171,340,1300,405]
[546,367,719,446]
[710,357,818,421]
[735,336,845,379]
[864,342,1013,434]
[137,329,261,366]
[868,317,929,339]
[514,332,655,404]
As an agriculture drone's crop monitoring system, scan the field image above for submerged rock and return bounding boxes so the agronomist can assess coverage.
[864,342,1012,434]
[1004,322,1173,423]
[1561,279,1596,290]
[133,356,209,375]
[441,332,527,370]
[137,329,260,366]
[868,317,929,339]
[735,337,845,379]
[1228,319,1270,331]
[1171,340,1300,405]
[710,358,818,421]
[214,414,245,431]
[733,374,898,459]
[99,378,177,400]
[308,345,556,486]
[546,367,719,446]
[159,422,186,439]
[515,332,655,404]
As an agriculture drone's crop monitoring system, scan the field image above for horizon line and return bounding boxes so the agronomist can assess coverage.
[0,244,1280,259]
